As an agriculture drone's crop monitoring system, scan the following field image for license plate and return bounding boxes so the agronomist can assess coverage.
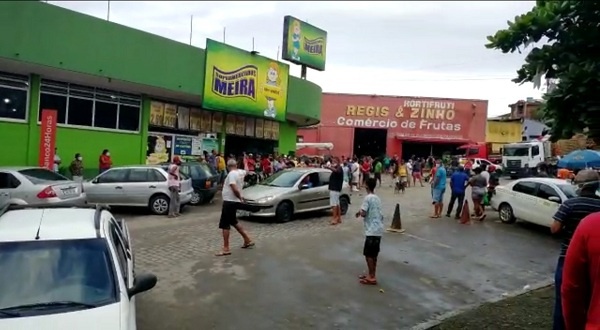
[510,171,516,174]
[237,210,251,217]
[62,188,77,195]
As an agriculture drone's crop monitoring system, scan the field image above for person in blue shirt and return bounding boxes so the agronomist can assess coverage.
[446,165,470,219]
[430,159,447,218]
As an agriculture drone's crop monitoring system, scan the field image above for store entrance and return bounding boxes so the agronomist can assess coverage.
[225,135,276,157]
[353,128,387,158]
[401,141,463,160]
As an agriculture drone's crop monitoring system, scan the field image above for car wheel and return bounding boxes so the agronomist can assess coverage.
[275,201,293,223]
[339,196,350,215]
[150,194,169,215]
[498,203,516,224]
[190,191,203,206]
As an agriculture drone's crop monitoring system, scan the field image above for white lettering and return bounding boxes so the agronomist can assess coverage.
[335,116,461,132]
[403,100,455,110]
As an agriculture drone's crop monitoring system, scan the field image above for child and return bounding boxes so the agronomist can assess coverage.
[355,178,385,285]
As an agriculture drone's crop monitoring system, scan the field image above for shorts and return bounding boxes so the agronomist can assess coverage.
[400,176,407,183]
[219,201,239,230]
[432,188,445,203]
[352,173,359,184]
[412,171,422,179]
[374,173,381,180]
[363,236,381,258]
[329,190,340,206]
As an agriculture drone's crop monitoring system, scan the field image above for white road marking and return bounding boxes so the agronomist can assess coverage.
[402,233,454,249]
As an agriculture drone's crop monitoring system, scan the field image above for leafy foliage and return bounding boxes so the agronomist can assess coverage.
[486,0,600,142]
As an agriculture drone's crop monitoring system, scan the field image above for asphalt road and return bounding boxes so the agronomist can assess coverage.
[120,177,560,330]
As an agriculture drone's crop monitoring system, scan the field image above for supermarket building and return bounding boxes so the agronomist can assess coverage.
[0,2,321,176]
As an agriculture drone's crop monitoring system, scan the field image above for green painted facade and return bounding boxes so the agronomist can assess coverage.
[0,1,322,172]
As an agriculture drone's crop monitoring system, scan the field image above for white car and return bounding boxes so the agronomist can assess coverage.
[0,205,157,329]
[490,177,577,228]
[471,158,503,171]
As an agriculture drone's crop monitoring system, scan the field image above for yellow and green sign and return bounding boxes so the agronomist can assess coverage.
[202,39,289,122]
[282,16,327,71]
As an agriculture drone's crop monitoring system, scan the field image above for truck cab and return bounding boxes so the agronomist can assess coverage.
[502,141,551,179]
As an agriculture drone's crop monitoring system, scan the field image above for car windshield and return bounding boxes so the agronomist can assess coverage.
[259,170,304,187]
[503,147,529,157]
[192,164,216,178]
[0,239,117,316]
[19,168,69,184]
[558,184,578,199]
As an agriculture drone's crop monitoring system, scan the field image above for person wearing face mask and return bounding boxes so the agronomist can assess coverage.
[69,153,84,182]
[550,169,600,330]
[99,149,112,174]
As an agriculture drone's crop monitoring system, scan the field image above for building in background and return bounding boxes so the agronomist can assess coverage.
[508,97,543,120]
[298,93,488,159]
[0,2,321,176]
[485,118,523,153]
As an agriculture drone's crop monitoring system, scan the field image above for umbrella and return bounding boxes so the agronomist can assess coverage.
[557,149,600,170]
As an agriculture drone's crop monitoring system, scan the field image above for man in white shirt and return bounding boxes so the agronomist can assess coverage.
[480,164,490,185]
[217,159,254,256]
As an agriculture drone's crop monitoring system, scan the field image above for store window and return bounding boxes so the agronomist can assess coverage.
[0,72,29,121]
[38,79,141,132]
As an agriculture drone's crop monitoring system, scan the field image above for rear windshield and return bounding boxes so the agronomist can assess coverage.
[159,165,190,180]
[0,238,117,315]
[19,168,68,184]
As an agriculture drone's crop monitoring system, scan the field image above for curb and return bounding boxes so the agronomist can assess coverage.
[410,278,554,330]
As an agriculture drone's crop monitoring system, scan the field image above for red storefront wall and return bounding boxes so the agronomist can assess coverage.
[298,93,488,158]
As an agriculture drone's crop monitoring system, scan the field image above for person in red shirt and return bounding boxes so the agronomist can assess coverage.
[562,211,600,330]
[246,154,256,172]
[99,149,112,174]
[261,156,272,178]
[360,159,371,188]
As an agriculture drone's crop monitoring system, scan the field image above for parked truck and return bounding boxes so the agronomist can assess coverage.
[502,140,552,179]
[457,143,502,164]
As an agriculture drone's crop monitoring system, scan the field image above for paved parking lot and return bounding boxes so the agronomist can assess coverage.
[122,177,560,330]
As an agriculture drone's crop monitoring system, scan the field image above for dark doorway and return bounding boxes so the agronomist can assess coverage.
[225,135,276,157]
[401,141,463,161]
[353,128,387,158]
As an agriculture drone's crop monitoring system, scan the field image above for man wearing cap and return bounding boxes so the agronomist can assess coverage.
[216,159,254,256]
[550,169,600,330]
[167,156,182,218]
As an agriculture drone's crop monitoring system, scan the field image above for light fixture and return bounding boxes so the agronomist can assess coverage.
[3,98,10,104]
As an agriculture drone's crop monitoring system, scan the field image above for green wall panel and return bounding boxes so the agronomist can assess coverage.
[278,121,297,156]
[0,1,205,96]
[287,77,322,124]
[0,122,29,166]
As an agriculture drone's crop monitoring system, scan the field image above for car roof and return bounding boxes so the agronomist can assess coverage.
[110,165,165,170]
[285,167,331,173]
[515,177,568,185]
[0,166,48,172]
[0,208,105,243]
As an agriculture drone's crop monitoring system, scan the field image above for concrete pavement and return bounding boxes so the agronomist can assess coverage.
[124,178,560,330]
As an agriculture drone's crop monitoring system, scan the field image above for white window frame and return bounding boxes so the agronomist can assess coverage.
[0,72,30,123]
[37,79,142,134]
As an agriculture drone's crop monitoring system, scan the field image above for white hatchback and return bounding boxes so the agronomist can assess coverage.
[490,177,577,228]
[0,205,157,330]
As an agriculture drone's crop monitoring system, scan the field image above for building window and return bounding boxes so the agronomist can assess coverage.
[0,72,29,121]
[39,79,141,132]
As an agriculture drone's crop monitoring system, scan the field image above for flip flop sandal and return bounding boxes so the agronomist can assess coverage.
[479,214,487,221]
[241,242,255,249]
[215,251,232,256]
[359,278,377,285]
[358,274,367,279]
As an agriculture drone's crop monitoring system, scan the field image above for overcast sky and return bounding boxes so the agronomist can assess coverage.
[49,1,542,117]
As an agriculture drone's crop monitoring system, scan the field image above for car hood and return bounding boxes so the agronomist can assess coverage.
[0,303,121,330]
[242,184,292,201]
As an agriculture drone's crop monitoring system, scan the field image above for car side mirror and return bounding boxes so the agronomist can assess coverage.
[299,184,310,190]
[128,272,157,299]
[548,196,561,203]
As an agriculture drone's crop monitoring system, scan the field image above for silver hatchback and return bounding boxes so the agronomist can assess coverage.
[240,167,351,222]
[84,165,193,215]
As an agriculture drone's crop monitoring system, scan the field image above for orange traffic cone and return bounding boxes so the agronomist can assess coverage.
[387,203,406,233]
[460,200,471,225]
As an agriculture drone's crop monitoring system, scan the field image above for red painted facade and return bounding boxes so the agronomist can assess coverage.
[298,93,488,158]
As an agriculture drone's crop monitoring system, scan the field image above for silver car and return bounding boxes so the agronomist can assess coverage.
[0,167,86,207]
[84,165,193,215]
[240,167,351,222]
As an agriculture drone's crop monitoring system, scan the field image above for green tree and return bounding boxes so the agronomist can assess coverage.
[485,0,600,142]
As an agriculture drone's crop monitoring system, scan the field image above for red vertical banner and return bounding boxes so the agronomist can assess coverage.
[38,109,58,170]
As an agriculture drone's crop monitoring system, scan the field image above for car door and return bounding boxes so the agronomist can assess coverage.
[511,181,540,224]
[535,183,562,227]
[316,171,333,208]
[85,169,128,204]
[108,219,135,329]
[296,172,323,211]
[120,168,155,206]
